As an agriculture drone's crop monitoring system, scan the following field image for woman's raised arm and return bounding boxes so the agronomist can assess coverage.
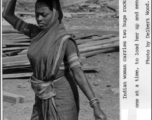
[2,0,20,27]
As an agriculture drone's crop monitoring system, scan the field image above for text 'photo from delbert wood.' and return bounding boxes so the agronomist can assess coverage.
[2,0,119,120]
[120,0,151,120]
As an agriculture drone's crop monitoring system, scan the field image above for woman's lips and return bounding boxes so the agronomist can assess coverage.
[38,23,44,27]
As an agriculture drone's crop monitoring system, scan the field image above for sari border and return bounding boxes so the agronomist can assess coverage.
[52,35,71,74]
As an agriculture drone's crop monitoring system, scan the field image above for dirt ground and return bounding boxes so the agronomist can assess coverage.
[2,0,119,120]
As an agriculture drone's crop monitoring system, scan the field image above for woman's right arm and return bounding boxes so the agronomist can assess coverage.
[3,0,21,27]
[3,0,40,38]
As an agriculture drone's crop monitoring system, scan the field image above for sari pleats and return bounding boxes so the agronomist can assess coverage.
[30,74,79,120]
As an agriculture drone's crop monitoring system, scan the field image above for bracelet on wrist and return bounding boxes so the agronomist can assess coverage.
[90,100,99,107]
[89,98,99,107]
[90,98,97,103]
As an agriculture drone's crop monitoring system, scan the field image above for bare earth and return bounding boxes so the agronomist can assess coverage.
[2,0,119,120]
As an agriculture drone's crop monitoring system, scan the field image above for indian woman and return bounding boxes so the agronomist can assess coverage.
[3,0,107,120]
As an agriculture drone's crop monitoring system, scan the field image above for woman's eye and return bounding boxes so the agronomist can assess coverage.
[43,14,47,17]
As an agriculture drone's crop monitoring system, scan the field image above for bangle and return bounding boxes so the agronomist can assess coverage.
[89,98,99,107]
[89,98,98,103]
[90,100,99,107]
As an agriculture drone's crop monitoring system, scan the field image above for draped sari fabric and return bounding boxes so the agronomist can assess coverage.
[27,0,80,120]
[30,74,79,120]
[28,21,69,80]
[27,0,79,81]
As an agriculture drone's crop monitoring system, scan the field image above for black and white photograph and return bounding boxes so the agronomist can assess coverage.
[1,0,151,120]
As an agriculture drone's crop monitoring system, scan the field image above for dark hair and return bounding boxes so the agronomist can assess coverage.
[36,0,53,10]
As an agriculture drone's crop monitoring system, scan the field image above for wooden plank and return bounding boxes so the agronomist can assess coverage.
[106,4,118,12]
[62,0,89,7]
[2,33,23,36]
[78,37,119,48]
[3,60,30,67]
[79,41,119,53]
[2,37,30,41]
[3,42,30,46]
[3,91,25,103]
[3,66,31,70]
[12,36,30,40]
[3,55,28,63]
[2,40,30,45]
[82,65,99,72]
[3,73,32,79]
[2,50,22,56]
[74,34,99,40]
[2,39,30,42]
[72,30,119,36]
[18,49,28,55]
[76,34,116,44]
[81,48,116,57]
[3,47,28,51]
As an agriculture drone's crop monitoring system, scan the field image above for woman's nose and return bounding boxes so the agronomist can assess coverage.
[37,15,43,21]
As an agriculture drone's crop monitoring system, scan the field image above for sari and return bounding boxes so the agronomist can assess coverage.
[25,0,80,120]
[13,0,81,119]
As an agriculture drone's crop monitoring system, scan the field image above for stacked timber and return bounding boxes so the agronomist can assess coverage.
[2,24,119,79]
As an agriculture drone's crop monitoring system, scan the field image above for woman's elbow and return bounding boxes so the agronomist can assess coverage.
[2,10,14,19]
[72,68,86,82]
[2,11,7,19]
[2,11,9,20]
[2,12,16,24]
[72,67,83,77]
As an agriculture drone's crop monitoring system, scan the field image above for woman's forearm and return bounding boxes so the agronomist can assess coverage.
[72,67,96,101]
[72,68,101,109]
[3,0,17,16]
[72,68,107,120]
[3,0,18,25]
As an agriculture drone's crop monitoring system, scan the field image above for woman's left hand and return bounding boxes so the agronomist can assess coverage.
[93,104,107,120]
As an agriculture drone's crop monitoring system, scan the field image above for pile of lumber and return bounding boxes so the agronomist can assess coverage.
[2,24,119,79]
[74,34,119,57]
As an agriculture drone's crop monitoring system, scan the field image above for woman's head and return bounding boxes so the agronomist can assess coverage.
[35,0,63,29]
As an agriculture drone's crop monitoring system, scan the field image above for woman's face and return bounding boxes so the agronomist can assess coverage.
[35,2,53,29]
